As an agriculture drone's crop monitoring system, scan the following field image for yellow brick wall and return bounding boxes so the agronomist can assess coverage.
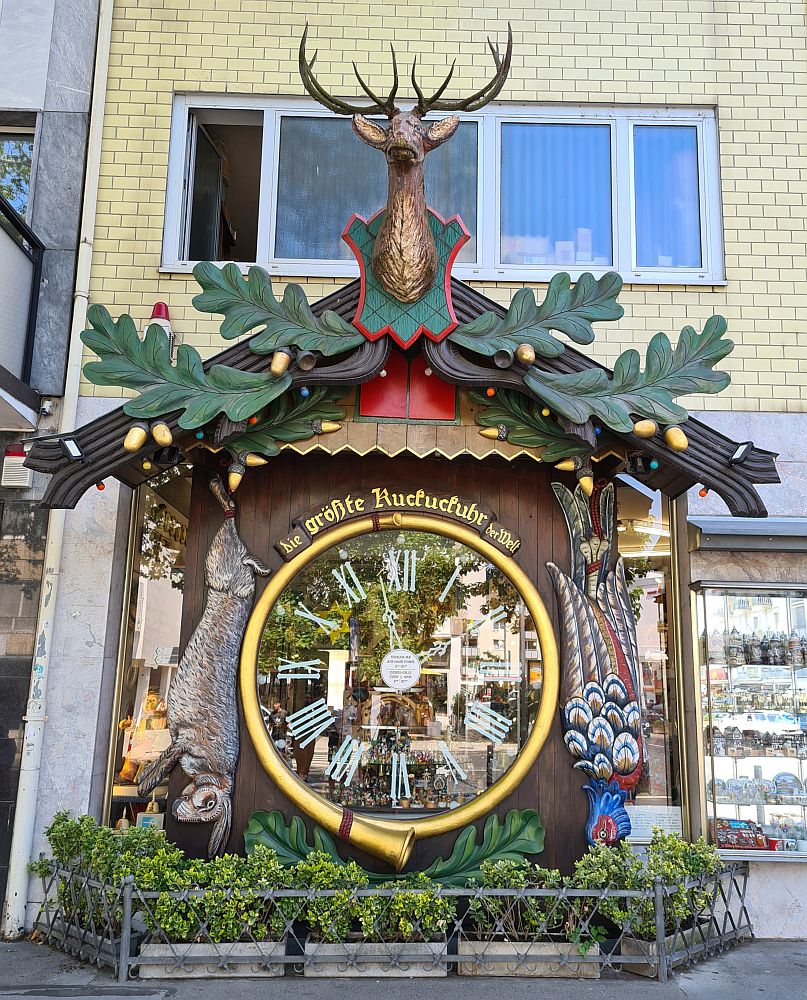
[83,0,807,413]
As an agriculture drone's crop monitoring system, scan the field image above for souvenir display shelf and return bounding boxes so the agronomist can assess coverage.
[698,587,807,855]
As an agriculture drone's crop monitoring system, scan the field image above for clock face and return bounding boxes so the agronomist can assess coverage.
[255,527,545,817]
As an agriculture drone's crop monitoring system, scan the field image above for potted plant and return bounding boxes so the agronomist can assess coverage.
[618,830,723,977]
[137,845,287,978]
[459,859,599,978]
[303,864,455,977]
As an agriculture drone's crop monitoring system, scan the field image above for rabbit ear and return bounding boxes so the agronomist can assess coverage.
[207,794,232,856]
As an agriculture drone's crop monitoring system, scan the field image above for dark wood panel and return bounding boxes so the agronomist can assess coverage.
[171,451,587,873]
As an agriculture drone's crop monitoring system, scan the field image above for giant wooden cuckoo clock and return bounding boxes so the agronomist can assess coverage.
[26,22,779,868]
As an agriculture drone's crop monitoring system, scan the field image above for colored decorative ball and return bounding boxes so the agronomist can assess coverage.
[300,387,310,398]
[699,487,709,497]
[649,459,660,470]
[594,426,602,436]
[96,482,105,491]
[195,430,204,439]
[541,408,550,417]
[248,415,259,425]
[142,460,152,471]
[486,387,495,397]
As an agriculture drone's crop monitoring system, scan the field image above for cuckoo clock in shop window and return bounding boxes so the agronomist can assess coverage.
[358,350,457,421]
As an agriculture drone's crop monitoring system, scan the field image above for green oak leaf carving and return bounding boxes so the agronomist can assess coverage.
[449,271,624,359]
[243,808,544,885]
[422,810,545,886]
[225,387,346,458]
[192,262,365,355]
[524,316,733,433]
[80,305,290,429]
[470,389,592,462]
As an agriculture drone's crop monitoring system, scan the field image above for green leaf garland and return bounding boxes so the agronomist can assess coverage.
[471,389,593,462]
[523,316,733,433]
[449,271,624,359]
[81,305,290,429]
[243,808,544,885]
[192,262,365,356]
[225,387,346,458]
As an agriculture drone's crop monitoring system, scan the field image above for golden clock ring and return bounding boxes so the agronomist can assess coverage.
[240,512,559,871]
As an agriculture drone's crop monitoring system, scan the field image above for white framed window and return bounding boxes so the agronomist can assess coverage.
[163,96,724,285]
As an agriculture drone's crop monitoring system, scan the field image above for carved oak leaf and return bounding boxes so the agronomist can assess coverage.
[524,315,733,433]
[470,389,592,462]
[449,271,624,358]
[81,305,291,429]
[192,262,364,356]
[224,387,346,458]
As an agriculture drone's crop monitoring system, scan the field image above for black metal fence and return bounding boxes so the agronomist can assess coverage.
[34,862,751,982]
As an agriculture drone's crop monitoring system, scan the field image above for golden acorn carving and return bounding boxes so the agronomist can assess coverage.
[578,475,595,497]
[632,419,658,439]
[479,426,500,440]
[150,421,173,447]
[316,420,342,434]
[270,349,293,376]
[515,343,536,365]
[664,426,689,451]
[227,467,244,493]
[244,453,268,467]
[555,458,577,472]
[123,424,149,453]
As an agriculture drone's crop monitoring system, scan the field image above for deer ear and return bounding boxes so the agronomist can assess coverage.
[352,115,388,149]
[424,115,460,150]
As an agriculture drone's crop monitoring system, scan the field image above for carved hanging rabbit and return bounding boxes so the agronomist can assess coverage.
[138,477,270,854]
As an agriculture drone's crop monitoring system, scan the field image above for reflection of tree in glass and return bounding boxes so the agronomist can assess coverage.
[138,498,184,590]
[0,138,33,213]
[0,503,47,599]
[258,531,522,686]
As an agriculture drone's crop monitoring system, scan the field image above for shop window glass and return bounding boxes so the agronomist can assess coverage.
[107,471,190,828]
[697,588,807,854]
[616,477,682,837]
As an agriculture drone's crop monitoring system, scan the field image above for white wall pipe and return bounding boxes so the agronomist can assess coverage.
[1,0,116,938]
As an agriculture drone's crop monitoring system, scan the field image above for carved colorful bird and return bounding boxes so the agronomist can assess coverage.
[546,481,644,847]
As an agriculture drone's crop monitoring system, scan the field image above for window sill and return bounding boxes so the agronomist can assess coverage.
[158,260,728,288]
[718,850,807,863]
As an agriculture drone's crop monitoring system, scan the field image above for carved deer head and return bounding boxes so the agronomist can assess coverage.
[299,25,512,304]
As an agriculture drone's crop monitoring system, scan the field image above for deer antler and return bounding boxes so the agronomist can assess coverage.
[299,24,400,117]
[412,23,513,116]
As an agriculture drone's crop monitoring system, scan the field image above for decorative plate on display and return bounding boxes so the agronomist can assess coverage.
[726,778,748,801]
[756,777,775,799]
[711,778,728,800]
[773,772,803,797]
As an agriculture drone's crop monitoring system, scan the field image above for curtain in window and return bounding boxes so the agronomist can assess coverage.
[634,125,702,269]
[275,118,477,262]
[500,123,612,267]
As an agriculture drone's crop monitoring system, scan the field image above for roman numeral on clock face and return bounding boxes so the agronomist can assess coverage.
[294,602,338,634]
[465,702,514,744]
[331,561,367,607]
[385,548,417,592]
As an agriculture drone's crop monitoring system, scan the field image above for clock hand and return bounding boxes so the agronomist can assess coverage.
[418,604,508,664]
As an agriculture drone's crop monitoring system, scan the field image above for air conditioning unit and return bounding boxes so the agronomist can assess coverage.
[2,447,32,488]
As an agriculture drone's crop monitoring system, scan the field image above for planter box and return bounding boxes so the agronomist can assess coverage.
[621,924,709,978]
[304,941,447,977]
[40,923,140,972]
[137,941,285,978]
[458,940,600,978]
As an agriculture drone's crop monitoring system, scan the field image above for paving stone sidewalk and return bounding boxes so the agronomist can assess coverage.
[1,939,804,1000]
